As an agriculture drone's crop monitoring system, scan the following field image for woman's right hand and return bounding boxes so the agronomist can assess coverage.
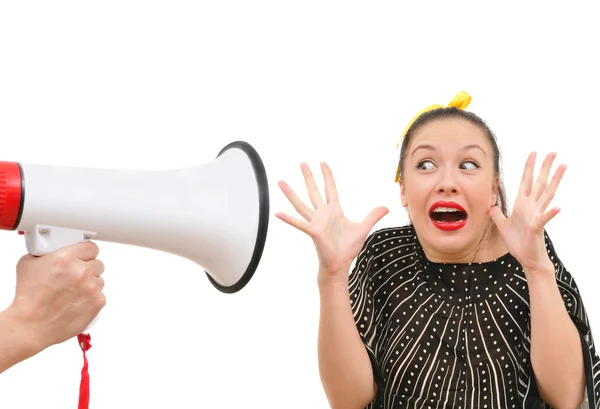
[276,162,389,282]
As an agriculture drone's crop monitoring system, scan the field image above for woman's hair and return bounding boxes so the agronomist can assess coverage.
[397,107,510,240]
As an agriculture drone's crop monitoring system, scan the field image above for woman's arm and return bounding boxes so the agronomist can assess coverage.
[528,262,586,409]
[318,273,377,409]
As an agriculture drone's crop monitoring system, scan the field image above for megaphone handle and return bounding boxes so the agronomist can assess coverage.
[23,224,100,331]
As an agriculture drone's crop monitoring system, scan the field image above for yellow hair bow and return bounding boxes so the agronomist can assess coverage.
[394,91,472,182]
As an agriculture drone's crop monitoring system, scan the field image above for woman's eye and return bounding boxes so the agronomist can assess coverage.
[461,161,479,170]
[417,160,435,170]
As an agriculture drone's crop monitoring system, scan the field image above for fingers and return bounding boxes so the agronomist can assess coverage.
[95,276,105,292]
[321,162,339,204]
[86,259,105,277]
[301,163,325,209]
[362,207,389,230]
[538,164,567,212]
[278,180,314,220]
[82,274,105,293]
[531,152,557,200]
[275,212,312,236]
[488,205,506,229]
[81,259,105,297]
[519,152,536,196]
[539,207,561,229]
[93,292,107,311]
[73,241,100,261]
[71,258,104,284]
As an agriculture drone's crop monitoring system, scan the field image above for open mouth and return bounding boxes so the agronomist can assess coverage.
[429,207,467,223]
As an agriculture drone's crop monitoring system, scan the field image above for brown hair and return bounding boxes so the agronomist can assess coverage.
[397,107,509,241]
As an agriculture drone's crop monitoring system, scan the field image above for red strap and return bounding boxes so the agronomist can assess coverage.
[77,333,92,409]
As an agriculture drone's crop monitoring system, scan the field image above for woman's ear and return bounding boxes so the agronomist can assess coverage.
[491,175,499,206]
[400,179,408,207]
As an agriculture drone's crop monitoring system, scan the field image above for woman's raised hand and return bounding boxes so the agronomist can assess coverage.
[276,163,389,281]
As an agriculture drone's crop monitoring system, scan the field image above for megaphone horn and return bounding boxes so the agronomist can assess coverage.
[0,140,270,294]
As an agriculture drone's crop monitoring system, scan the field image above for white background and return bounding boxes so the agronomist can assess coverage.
[1,1,599,408]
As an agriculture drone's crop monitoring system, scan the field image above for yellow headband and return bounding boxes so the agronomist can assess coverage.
[394,91,472,182]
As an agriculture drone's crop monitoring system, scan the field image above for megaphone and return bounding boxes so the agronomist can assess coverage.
[0,140,270,294]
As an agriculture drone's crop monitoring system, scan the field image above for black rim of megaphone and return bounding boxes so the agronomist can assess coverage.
[205,140,269,294]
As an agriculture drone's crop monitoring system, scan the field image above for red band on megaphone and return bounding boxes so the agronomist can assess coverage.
[0,161,24,230]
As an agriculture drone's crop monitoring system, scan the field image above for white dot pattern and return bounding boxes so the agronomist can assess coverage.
[349,224,600,409]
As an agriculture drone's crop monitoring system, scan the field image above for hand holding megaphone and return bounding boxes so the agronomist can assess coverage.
[21,224,106,332]
[0,140,269,408]
[9,240,106,350]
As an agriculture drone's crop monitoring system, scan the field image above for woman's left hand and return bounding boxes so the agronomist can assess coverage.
[488,151,567,277]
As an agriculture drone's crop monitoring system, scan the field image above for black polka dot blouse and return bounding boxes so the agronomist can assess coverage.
[349,224,600,408]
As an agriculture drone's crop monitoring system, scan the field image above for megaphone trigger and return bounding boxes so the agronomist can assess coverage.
[23,224,97,256]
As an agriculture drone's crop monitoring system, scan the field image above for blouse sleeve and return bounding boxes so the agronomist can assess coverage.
[528,231,600,408]
[348,230,384,407]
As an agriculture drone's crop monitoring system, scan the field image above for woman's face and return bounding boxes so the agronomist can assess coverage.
[400,117,498,261]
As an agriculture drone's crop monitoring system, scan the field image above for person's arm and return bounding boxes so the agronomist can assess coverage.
[528,263,585,408]
[275,162,388,409]
[0,241,106,375]
[0,307,42,374]
[318,272,376,409]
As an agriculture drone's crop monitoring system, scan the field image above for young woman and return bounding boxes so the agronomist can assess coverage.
[276,92,600,409]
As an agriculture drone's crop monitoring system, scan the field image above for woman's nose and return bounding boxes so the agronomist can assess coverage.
[437,184,459,194]
[436,171,460,194]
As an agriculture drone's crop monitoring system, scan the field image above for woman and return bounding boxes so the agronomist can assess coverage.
[276,92,600,409]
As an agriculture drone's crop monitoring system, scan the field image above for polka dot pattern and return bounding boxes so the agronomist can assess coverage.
[349,224,600,409]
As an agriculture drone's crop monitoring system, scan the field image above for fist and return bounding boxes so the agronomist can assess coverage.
[9,241,106,351]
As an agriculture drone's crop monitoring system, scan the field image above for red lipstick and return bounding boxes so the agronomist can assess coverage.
[429,201,467,231]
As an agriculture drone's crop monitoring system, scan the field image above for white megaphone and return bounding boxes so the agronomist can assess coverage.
[0,140,270,304]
